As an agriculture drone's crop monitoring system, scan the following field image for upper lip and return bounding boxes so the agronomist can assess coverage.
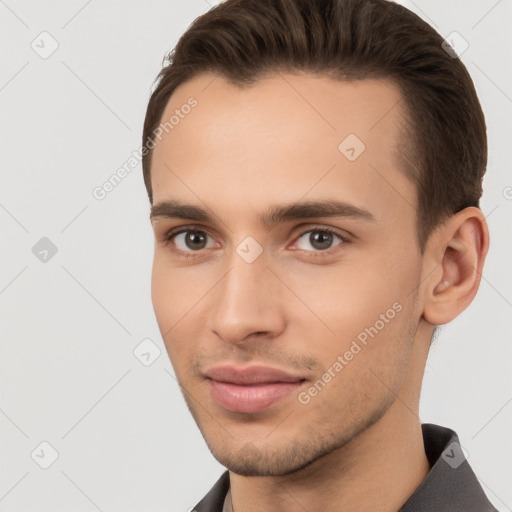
[204,365,306,385]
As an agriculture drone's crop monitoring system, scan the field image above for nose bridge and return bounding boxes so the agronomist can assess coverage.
[208,246,284,343]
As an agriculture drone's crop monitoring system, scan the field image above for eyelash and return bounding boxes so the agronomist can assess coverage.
[161,225,350,260]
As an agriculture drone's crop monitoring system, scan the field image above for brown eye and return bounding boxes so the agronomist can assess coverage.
[295,229,344,252]
[171,230,215,252]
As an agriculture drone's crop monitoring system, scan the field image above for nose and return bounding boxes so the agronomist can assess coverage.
[207,250,286,345]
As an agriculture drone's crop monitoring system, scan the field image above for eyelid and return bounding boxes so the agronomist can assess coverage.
[161,224,215,240]
[291,224,353,242]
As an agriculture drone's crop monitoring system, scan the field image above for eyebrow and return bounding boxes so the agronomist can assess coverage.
[150,199,375,226]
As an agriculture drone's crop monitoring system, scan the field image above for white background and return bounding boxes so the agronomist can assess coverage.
[1,0,511,510]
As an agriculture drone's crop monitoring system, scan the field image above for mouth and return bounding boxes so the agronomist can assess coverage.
[204,365,307,413]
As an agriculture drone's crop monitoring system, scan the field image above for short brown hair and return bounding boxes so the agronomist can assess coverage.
[142,0,487,250]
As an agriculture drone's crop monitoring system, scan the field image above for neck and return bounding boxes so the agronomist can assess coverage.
[226,332,432,512]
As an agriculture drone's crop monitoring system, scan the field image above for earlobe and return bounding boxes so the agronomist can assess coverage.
[422,207,489,326]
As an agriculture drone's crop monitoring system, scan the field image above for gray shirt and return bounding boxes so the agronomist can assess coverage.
[192,423,498,511]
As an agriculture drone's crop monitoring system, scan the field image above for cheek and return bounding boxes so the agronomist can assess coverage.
[151,253,203,330]
[279,250,419,371]
[284,260,410,332]
[151,255,210,372]
[151,256,171,329]
[296,299,416,431]
[151,256,189,364]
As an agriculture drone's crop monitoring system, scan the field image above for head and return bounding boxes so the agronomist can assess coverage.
[144,0,489,476]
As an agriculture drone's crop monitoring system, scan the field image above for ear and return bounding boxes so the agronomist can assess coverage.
[422,207,490,326]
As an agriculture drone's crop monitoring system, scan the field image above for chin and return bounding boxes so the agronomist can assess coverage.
[205,437,340,477]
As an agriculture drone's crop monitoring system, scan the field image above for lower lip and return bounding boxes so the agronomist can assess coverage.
[207,379,304,413]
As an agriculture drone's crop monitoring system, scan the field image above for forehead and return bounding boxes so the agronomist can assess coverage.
[150,72,415,227]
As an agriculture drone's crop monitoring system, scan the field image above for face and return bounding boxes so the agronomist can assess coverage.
[150,72,425,476]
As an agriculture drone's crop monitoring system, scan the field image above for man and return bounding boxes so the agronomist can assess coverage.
[142,0,497,510]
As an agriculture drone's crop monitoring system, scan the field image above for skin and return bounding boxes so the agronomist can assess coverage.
[149,72,489,512]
